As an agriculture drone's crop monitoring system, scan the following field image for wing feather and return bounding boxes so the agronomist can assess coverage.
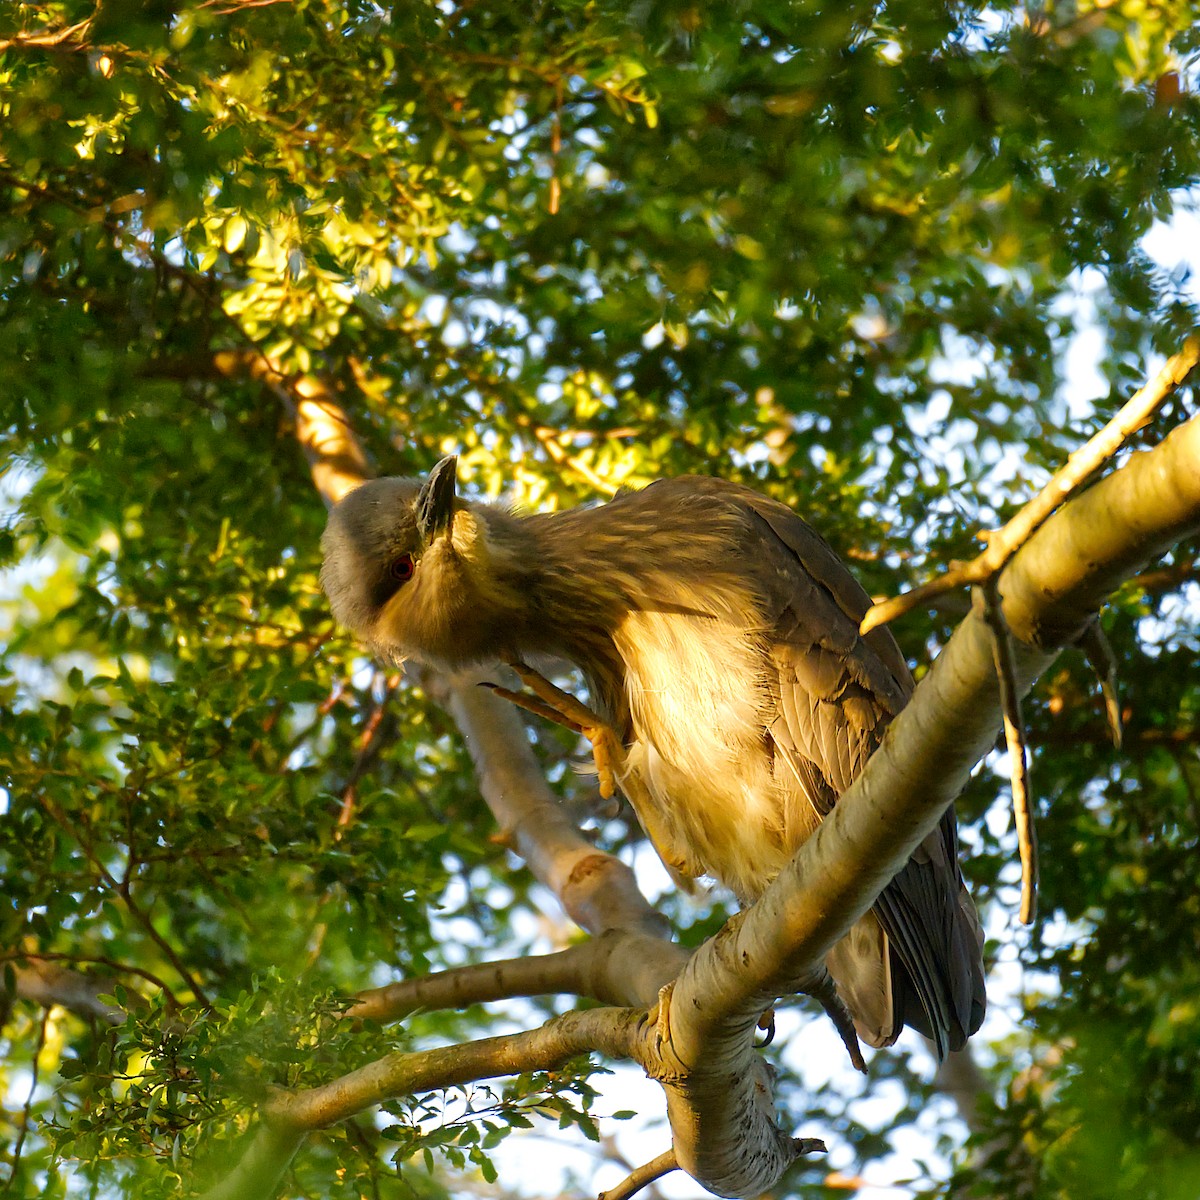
[738,492,985,1056]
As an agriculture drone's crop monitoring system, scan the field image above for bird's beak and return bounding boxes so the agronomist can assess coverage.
[415,454,458,541]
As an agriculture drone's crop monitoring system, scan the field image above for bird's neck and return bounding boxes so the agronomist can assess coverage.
[479,504,633,723]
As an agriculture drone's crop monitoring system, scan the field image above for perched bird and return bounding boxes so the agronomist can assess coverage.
[321,456,986,1056]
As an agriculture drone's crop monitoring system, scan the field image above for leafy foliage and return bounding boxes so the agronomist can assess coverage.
[2,0,1200,1196]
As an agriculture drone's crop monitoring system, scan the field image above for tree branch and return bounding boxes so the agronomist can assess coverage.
[0,20,93,52]
[197,1008,648,1200]
[212,350,371,508]
[1,956,126,1025]
[860,337,1200,634]
[193,1124,307,1200]
[349,931,685,1022]
[276,1007,645,1132]
[598,1149,679,1200]
[429,668,676,946]
[981,577,1038,925]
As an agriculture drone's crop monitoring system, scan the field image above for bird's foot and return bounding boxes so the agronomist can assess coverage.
[478,679,585,734]
[796,967,867,1073]
[496,660,623,799]
[645,981,675,1051]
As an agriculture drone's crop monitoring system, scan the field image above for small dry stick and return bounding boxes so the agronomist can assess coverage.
[1077,619,1123,749]
[597,1149,679,1200]
[981,578,1038,925]
[860,336,1200,635]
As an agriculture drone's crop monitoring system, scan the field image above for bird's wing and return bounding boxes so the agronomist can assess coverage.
[734,489,985,1056]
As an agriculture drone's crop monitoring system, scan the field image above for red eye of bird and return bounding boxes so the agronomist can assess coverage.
[389,554,415,583]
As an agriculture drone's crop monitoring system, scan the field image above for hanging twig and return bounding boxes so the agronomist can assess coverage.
[981,579,1038,925]
[1076,619,1123,749]
[549,77,563,215]
[597,1149,679,1200]
[861,336,1200,635]
[6,1007,49,1189]
[37,795,213,1007]
[797,966,867,1073]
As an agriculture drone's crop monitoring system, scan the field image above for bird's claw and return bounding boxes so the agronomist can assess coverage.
[794,967,866,1073]
[646,981,675,1051]
[756,1007,777,1047]
[479,680,585,733]
[499,660,622,798]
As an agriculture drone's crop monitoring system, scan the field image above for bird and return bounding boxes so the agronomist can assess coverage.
[320,455,986,1057]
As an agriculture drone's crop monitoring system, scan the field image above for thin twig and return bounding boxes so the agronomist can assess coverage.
[339,672,401,818]
[0,19,92,52]
[37,795,213,1007]
[597,1149,679,1200]
[1076,619,1123,749]
[198,0,294,11]
[532,426,622,496]
[861,336,1200,635]
[793,966,867,1073]
[549,78,563,215]
[981,579,1038,925]
[305,673,401,968]
[6,1007,49,1188]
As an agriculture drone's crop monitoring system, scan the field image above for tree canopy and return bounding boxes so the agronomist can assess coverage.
[2,2,1199,1198]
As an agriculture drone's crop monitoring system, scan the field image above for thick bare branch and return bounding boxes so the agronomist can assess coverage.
[213,350,372,507]
[276,1007,644,1131]
[429,669,676,947]
[194,1125,307,1200]
[198,1009,649,1200]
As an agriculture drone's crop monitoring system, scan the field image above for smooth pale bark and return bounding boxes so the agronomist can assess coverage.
[436,672,678,947]
[213,350,371,506]
[197,1009,647,1200]
[195,1126,306,1200]
[268,1007,644,1130]
[349,929,685,1021]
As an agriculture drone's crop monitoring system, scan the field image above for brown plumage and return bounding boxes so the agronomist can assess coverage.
[320,457,986,1056]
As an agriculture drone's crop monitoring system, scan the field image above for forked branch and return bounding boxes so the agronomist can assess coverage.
[860,337,1200,635]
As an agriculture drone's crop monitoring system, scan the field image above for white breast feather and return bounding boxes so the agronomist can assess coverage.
[613,602,790,902]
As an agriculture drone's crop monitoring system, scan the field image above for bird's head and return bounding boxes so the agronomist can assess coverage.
[321,455,524,667]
